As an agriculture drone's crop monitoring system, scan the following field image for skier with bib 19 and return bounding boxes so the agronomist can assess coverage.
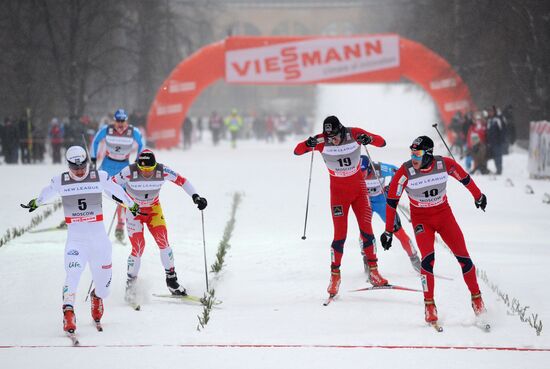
[381,136,488,327]
[294,115,389,299]
[111,149,208,302]
[22,146,140,336]
[90,108,145,242]
[359,155,421,273]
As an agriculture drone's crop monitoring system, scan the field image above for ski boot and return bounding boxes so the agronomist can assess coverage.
[471,293,491,331]
[90,289,104,323]
[327,268,341,296]
[367,264,389,286]
[125,275,137,303]
[410,253,422,273]
[63,305,76,333]
[165,268,187,296]
[471,293,487,316]
[359,243,370,274]
[424,299,438,323]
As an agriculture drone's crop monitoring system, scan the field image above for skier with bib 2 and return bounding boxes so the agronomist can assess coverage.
[359,155,421,272]
[91,108,145,242]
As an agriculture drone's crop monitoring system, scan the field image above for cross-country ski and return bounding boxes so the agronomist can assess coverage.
[351,284,423,293]
[323,295,337,306]
[66,332,80,346]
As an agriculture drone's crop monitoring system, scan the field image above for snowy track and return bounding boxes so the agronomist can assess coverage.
[2,85,549,368]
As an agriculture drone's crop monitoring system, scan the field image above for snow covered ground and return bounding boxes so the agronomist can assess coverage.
[1,84,549,368]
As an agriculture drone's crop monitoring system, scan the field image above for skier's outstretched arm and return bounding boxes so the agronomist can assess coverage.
[101,171,134,208]
[350,127,386,147]
[36,177,61,206]
[443,157,486,210]
[294,134,324,155]
[91,126,108,160]
[22,177,60,212]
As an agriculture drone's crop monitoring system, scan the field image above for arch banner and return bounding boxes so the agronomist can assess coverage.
[226,34,400,83]
[148,35,475,148]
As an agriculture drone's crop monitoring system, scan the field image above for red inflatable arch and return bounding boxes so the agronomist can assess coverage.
[147,34,475,148]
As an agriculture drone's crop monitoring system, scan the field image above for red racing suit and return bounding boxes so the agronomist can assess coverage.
[294,127,386,270]
[385,155,483,300]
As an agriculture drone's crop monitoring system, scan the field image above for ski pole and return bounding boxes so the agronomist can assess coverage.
[85,281,93,302]
[398,205,411,223]
[301,150,315,240]
[20,201,59,209]
[201,210,209,292]
[81,134,92,162]
[432,123,457,161]
[363,145,387,201]
[106,210,117,236]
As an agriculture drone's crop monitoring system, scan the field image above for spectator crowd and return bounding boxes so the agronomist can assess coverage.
[1,104,516,171]
[181,109,313,150]
[0,111,146,165]
[448,104,515,176]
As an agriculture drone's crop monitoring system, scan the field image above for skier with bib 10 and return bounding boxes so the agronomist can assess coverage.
[381,136,488,328]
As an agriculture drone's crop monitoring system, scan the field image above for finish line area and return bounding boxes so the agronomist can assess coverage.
[1,343,549,352]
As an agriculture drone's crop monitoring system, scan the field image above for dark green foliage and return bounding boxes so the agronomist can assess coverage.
[0,202,62,248]
[197,192,242,331]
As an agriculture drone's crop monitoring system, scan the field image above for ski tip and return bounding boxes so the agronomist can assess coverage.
[66,332,80,346]
[429,322,444,332]
[323,295,336,306]
[478,323,491,332]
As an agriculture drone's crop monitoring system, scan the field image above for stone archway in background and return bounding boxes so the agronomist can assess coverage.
[147,34,475,148]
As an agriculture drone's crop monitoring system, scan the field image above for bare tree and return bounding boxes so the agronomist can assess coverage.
[36,0,132,118]
[0,1,52,119]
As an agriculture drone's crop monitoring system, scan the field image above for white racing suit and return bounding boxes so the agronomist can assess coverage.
[36,169,134,306]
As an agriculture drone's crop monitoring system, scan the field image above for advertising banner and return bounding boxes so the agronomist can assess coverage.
[528,120,550,178]
[225,35,400,84]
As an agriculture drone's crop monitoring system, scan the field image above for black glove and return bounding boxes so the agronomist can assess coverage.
[192,194,208,210]
[475,193,487,211]
[20,199,38,212]
[357,134,373,145]
[380,231,393,250]
[305,136,318,148]
[90,157,97,170]
[129,203,141,216]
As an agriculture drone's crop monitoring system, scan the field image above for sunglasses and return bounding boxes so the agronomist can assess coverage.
[137,162,157,172]
[115,119,127,123]
[410,149,425,161]
[68,161,87,170]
